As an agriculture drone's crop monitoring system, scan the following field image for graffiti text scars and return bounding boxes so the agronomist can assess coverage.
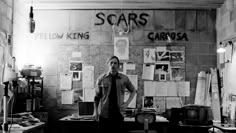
[95,12,149,27]
[34,32,90,40]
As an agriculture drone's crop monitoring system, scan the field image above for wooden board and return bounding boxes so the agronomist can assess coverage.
[205,72,212,106]
[211,68,221,121]
[194,71,206,105]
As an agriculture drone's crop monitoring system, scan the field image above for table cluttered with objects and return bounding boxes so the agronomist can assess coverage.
[0,112,45,133]
[58,109,169,133]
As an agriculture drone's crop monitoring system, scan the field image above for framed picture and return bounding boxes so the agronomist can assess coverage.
[69,61,82,72]
[143,96,154,109]
[72,71,81,81]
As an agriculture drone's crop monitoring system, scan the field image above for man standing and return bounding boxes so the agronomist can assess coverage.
[94,56,136,133]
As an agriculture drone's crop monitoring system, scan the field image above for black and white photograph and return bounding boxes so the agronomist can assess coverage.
[170,51,184,62]
[143,96,154,108]
[171,67,185,81]
[155,63,170,74]
[72,71,81,81]
[2,1,227,133]
[69,61,82,72]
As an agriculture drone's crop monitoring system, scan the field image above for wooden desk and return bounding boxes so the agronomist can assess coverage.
[58,115,169,133]
[2,122,45,133]
[212,124,236,133]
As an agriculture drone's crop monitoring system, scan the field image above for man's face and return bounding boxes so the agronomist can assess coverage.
[108,58,119,74]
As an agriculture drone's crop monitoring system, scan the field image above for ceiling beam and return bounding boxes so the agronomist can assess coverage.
[24,0,225,10]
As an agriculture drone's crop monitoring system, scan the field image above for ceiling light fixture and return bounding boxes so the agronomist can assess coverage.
[29,0,35,33]
[217,42,226,53]
[216,41,233,53]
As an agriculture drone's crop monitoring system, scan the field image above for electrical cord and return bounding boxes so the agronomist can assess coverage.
[8,92,15,133]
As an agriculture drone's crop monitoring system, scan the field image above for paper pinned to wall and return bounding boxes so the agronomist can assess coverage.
[72,52,82,58]
[143,48,156,63]
[72,71,81,81]
[156,46,169,62]
[0,46,4,64]
[167,82,177,96]
[225,44,233,63]
[119,62,127,75]
[154,97,166,114]
[144,81,190,97]
[145,81,168,96]
[60,73,72,90]
[142,64,154,80]
[114,37,129,60]
[82,65,94,89]
[61,90,74,104]
[127,75,138,89]
[144,81,156,96]
[155,82,168,96]
[125,62,135,70]
[156,46,166,51]
[178,81,190,96]
[125,75,138,108]
[166,97,182,109]
[219,53,224,64]
[0,46,4,83]
[84,89,95,102]
[69,61,82,72]
[124,91,137,108]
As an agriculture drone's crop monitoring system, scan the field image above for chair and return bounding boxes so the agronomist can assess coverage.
[128,112,157,133]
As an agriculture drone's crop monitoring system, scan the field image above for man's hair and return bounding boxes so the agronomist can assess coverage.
[106,56,120,65]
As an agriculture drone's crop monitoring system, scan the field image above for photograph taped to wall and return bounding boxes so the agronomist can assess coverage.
[142,64,155,80]
[154,63,170,81]
[154,97,166,114]
[143,96,154,109]
[171,67,185,81]
[155,62,170,74]
[74,89,84,102]
[114,37,129,60]
[60,73,72,90]
[119,62,127,75]
[170,51,184,62]
[156,47,170,62]
[143,48,156,63]
[0,46,3,64]
[69,61,82,72]
[119,62,124,71]
[72,71,81,81]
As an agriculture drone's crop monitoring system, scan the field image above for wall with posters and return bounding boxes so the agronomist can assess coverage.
[0,0,19,83]
[14,9,217,127]
[216,0,236,117]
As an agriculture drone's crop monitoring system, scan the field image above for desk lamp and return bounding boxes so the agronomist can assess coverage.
[133,112,156,133]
